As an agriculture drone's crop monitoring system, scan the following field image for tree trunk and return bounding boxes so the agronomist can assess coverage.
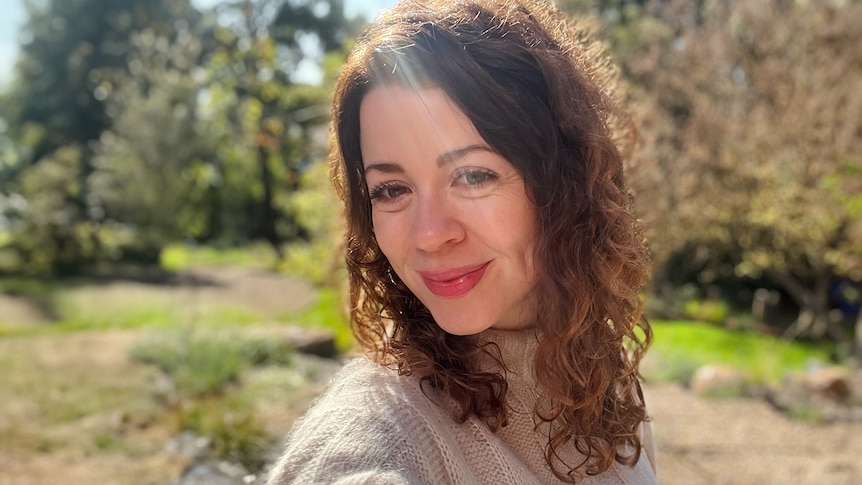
[769,269,848,343]
[854,308,862,368]
[256,143,283,259]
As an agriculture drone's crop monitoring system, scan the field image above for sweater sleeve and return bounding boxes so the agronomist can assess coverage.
[330,471,415,485]
[265,359,432,485]
[266,410,421,485]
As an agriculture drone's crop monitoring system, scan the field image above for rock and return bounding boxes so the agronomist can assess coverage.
[152,370,180,407]
[690,365,747,398]
[173,460,255,485]
[164,431,211,461]
[803,366,852,402]
[277,326,337,358]
[766,367,862,423]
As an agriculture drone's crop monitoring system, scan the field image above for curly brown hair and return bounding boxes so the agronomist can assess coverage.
[329,0,652,481]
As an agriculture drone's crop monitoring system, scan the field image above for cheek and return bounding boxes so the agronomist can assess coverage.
[515,207,539,275]
[371,214,400,261]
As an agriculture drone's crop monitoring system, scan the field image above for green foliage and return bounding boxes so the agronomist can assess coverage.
[280,159,343,285]
[284,287,353,352]
[131,328,243,396]
[0,145,99,274]
[0,0,352,275]
[178,399,271,473]
[50,290,260,333]
[682,299,730,325]
[240,334,295,367]
[2,0,194,160]
[60,307,186,332]
[1,260,307,336]
[130,326,294,397]
[90,29,213,255]
[130,324,297,472]
[287,160,340,242]
[200,4,349,252]
[159,242,278,271]
[0,276,56,300]
[645,320,833,385]
[0,0,201,274]
[625,0,862,344]
[0,331,162,460]
[281,242,340,286]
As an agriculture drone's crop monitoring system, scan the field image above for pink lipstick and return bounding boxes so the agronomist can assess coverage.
[420,263,489,298]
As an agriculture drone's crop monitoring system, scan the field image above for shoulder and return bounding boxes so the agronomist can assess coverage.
[306,358,434,425]
[326,357,421,404]
[266,358,445,485]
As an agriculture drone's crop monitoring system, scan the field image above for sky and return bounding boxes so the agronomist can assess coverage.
[0,0,398,89]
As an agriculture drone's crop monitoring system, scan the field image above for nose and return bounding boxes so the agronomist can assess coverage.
[410,193,465,252]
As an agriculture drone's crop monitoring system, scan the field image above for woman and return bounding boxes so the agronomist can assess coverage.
[268,0,655,483]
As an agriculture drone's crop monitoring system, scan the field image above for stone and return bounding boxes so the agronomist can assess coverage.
[277,326,338,358]
[164,431,210,461]
[173,460,253,485]
[803,366,852,402]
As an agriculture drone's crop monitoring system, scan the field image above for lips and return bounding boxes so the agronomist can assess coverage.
[419,262,489,298]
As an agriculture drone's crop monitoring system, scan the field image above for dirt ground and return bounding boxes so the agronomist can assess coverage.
[1,267,860,485]
[645,383,862,485]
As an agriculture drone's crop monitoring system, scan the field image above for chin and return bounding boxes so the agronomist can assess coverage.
[431,315,494,336]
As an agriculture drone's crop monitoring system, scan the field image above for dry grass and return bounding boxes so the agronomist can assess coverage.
[0,328,339,484]
[0,331,187,484]
[0,267,331,484]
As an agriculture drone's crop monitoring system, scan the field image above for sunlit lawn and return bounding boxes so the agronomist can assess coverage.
[645,320,834,385]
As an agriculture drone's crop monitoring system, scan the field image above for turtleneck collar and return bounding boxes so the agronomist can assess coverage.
[473,327,547,413]
[476,327,541,374]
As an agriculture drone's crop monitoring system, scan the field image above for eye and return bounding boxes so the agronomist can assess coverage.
[369,182,410,203]
[455,168,498,187]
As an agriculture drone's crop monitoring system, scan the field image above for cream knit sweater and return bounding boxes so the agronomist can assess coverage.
[267,329,657,484]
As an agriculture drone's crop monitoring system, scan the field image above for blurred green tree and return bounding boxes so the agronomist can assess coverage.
[0,0,356,273]
[2,0,196,163]
[200,0,354,255]
[88,27,214,262]
[626,0,862,345]
[0,0,199,273]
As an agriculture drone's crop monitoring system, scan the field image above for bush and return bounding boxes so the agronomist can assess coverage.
[130,326,293,397]
[682,299,730,324]
[283,288,353,352]
[178,400,271,472]
[279,159,343,286]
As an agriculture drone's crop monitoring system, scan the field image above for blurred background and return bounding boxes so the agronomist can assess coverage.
[0,0,859,484]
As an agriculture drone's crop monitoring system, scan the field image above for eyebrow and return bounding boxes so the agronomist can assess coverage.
[364,144,495,174]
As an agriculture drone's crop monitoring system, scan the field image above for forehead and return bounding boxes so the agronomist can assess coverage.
[358,86,485,166]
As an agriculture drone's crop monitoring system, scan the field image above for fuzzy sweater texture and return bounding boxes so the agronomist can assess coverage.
[267,329,657,484]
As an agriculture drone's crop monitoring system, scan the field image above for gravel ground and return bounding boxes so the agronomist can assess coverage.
[644,382,862,485]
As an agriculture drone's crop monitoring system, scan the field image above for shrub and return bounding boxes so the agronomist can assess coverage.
[130,326,293,397]
[178,400,272,473]
[682,299,730,324]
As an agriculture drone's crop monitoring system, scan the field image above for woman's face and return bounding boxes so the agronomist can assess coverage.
[359,85,538,335]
